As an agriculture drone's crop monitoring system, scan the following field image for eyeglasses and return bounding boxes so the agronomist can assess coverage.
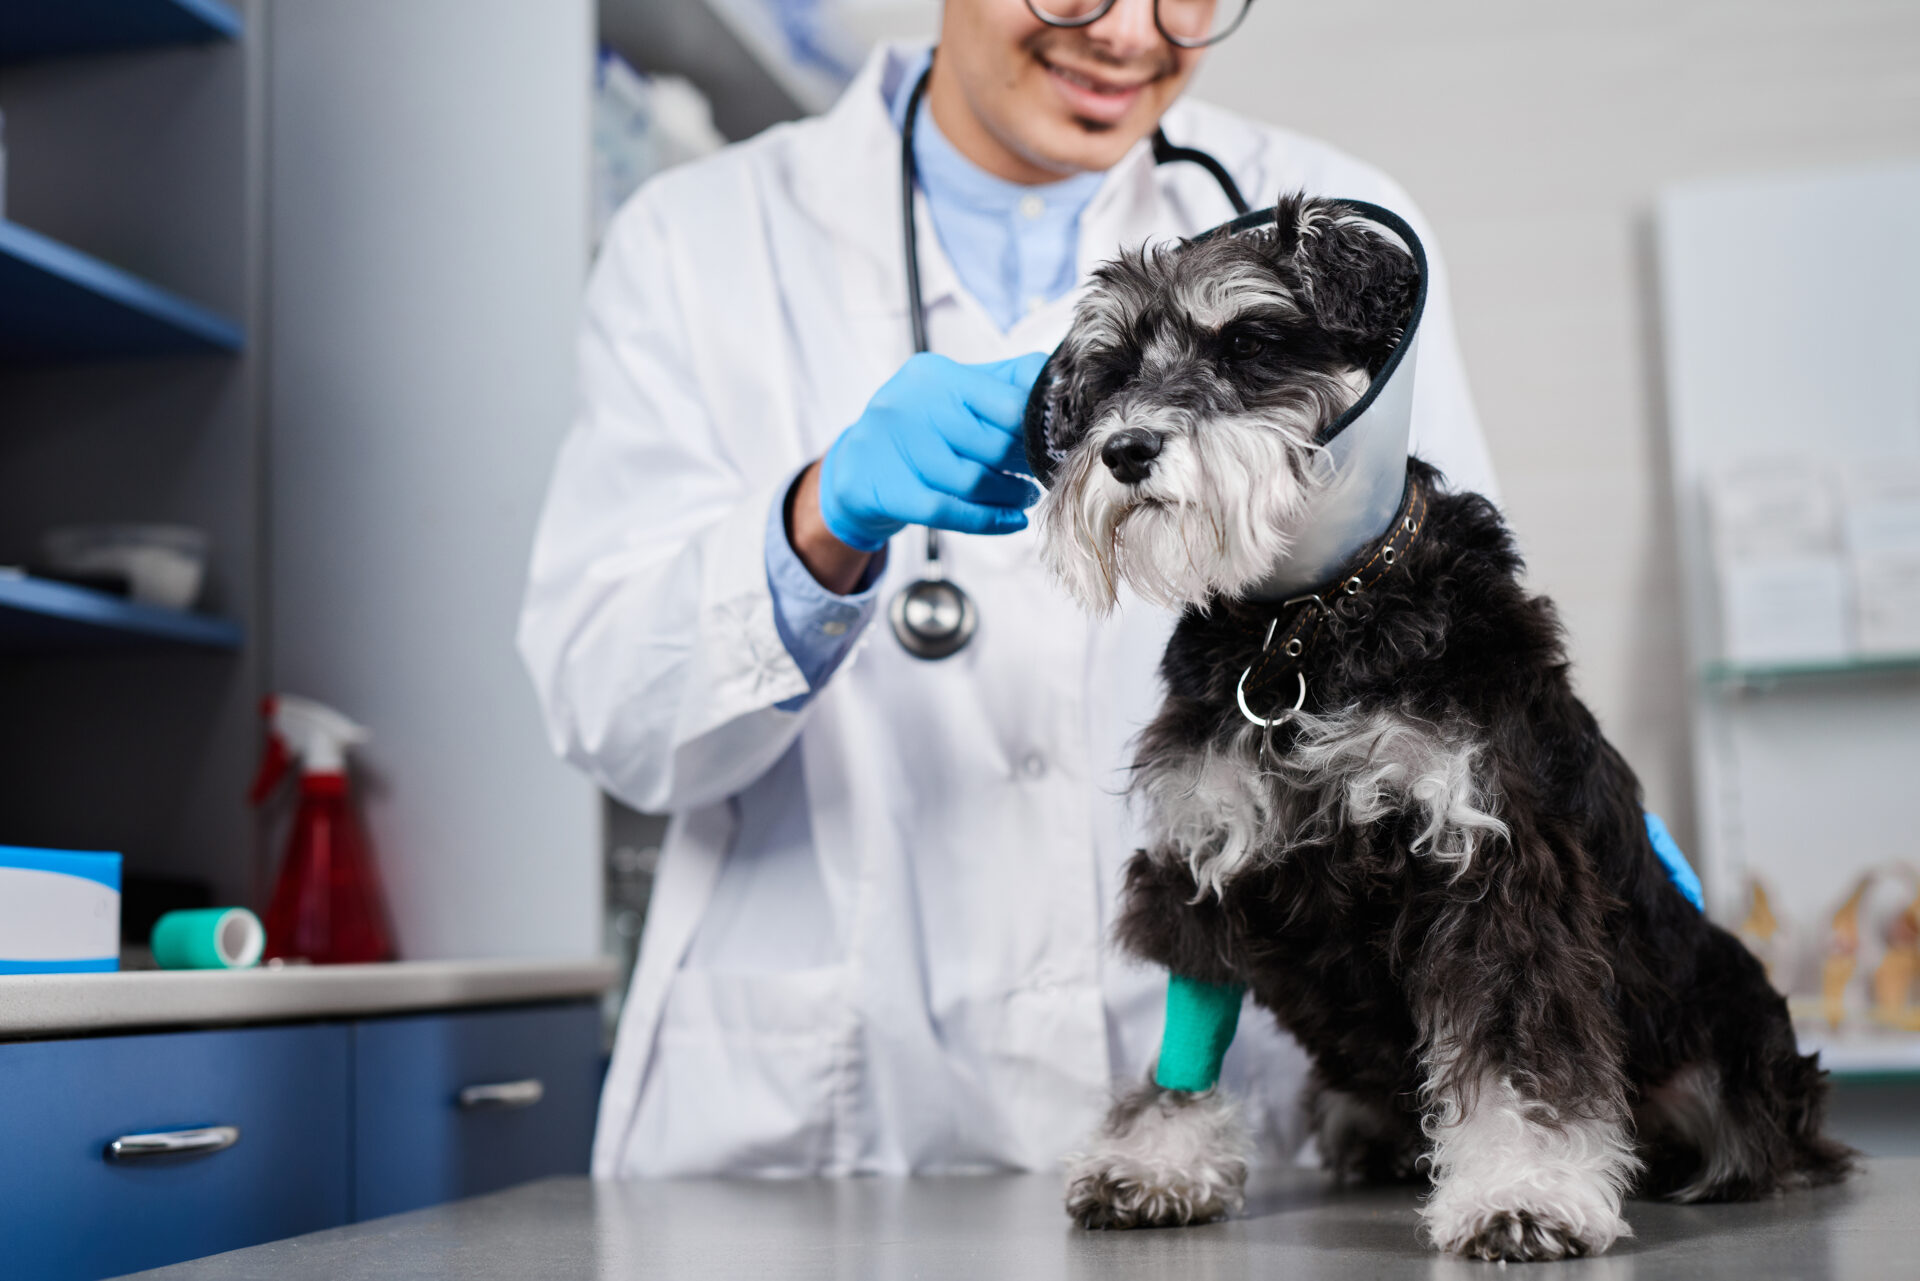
[1024,0,1255,50]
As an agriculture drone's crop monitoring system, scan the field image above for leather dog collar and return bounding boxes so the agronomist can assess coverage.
[1234,466,1430,727]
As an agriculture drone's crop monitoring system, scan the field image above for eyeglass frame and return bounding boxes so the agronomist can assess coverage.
[1022,0,1255,50]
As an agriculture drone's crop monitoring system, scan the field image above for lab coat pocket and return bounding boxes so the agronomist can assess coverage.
[627,963,852,1176]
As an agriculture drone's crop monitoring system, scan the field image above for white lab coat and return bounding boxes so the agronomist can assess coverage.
[520,42,1498,1179]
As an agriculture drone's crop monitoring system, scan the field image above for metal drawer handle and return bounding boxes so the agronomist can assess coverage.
[457,1078,544,1111]
[106,1125,241,1161]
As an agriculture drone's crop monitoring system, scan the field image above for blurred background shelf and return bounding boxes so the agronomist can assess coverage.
[0,0,240,65]
[1797,1026,1920,1080]
[1704,652,1920,690]
[0,573,242,653]
[0,220,244,361]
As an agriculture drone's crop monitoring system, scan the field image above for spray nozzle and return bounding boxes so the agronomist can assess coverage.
[248,694,370,804]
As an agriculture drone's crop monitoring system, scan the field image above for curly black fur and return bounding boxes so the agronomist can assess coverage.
[1119,467,1852,1203]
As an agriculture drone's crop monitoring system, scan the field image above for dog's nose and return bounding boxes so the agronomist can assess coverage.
[1101,429,1163,484]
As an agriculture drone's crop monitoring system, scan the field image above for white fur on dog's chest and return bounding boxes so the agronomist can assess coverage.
[1138,704,1509,896]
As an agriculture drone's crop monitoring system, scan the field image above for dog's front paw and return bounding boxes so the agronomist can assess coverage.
[1450,1209,1597,1262]
[1063,1083,1249,1229]
[1065,1154,1240,1230]
[1423,1189,1629,1262]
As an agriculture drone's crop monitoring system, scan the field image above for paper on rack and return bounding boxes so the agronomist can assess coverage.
[1843,462,1920,655]
[1707,459,1851,664]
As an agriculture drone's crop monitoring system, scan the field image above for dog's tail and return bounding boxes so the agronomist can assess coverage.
[1786,1050,1857,1189]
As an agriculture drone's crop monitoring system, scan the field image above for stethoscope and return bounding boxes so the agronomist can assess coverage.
[889,62,1252,659]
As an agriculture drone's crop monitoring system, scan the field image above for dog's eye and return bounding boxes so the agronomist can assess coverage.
[1226,332,1263,361]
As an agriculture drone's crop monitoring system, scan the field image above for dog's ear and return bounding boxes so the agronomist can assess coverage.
[1025,326,1106,488]
[1022,349,1070,486]
[1025,248,1157,486]
[1270,195,1419,371]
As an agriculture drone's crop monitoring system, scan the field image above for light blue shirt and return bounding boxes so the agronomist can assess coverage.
[888,50,1104,332]
[764,52,1100,709]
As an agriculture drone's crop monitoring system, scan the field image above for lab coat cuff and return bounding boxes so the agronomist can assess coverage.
[765,472,885,711]
[676,474,815,740]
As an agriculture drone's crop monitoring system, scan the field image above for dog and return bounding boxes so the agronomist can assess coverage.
[1025,194,1851,1262]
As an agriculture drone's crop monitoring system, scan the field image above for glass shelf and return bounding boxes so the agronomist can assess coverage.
[1795,1024,1920,1080]
[1703,652,1920,689]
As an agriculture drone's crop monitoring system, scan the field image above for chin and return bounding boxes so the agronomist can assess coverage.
[1013,113,1149,178]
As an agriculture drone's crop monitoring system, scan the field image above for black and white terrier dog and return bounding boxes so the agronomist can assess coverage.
[1026,194,1850,1262]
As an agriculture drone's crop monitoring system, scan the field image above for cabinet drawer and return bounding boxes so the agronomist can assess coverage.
[352,1001,600,1220]
[0,1023,350,1280]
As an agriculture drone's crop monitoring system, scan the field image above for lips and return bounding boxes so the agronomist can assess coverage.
[1039,54,1153,125]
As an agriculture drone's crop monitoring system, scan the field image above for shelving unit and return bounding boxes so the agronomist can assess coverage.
[0,574,242,653]
[600,0,809,142]
[1659,163,1920,1086]
[0,0,240,65]
[0,220,244,360]
[0,0,262,905]
[1796,1026,1920,1080]
[1704,652,1920,690]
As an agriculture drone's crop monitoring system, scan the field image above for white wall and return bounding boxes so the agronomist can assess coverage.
[267,0,599,958]
[1194,0,1920,847]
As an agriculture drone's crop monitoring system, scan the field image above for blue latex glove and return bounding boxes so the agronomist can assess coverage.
[817,352,1048,553]
[1645,811,1704,912]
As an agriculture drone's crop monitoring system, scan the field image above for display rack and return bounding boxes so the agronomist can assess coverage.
[0,0,240,65]
[0,574,242,652]
[1796,1026,1920,1080]
[1659,161,1920,1079]
[0,220,244,361]
[1704,653,1920,689]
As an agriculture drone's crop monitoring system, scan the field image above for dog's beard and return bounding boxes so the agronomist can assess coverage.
[1039,375,1361,612]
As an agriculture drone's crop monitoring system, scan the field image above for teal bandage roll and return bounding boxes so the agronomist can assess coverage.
[151,907,265,970]
[1154,973,1246,1092]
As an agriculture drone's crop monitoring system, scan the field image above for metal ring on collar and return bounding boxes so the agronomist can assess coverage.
[1237,668,1307,728]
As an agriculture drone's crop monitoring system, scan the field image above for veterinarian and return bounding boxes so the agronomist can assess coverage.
[521,0,1500,1178]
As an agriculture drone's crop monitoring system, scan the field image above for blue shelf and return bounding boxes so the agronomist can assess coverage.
[0,574,242,652]
[0,0,240,65]
[0,220,243,361]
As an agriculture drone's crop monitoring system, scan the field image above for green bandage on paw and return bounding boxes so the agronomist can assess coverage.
[1154,973,1246,1092]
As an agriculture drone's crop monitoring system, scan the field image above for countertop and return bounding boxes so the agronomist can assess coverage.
[120,1159,1918,1280]
[0,956,618,1039]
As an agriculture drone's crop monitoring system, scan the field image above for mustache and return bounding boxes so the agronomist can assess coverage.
[1024,26,1182,84]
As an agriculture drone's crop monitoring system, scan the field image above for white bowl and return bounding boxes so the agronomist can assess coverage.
[43,524,210,611]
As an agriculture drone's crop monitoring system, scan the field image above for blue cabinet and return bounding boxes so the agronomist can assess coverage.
[0,1023,351,1281]
[352,1002,601,1220]
[0,999,603,1279]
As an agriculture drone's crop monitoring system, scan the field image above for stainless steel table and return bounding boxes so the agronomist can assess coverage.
[123,1159,1919,1279]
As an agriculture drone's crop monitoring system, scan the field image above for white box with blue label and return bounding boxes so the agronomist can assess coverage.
[0,846,120,973]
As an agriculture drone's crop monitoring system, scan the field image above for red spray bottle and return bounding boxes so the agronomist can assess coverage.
[248,694,395,964]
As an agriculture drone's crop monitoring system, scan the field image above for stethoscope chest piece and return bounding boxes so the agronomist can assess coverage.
[890,577,976,660]
[889,529,976,660]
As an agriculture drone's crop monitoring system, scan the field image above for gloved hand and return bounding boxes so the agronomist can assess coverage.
[816,351,1048,553]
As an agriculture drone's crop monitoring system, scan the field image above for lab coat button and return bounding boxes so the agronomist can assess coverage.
[1019,194,1045,220]
[1020,752,1047,779]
